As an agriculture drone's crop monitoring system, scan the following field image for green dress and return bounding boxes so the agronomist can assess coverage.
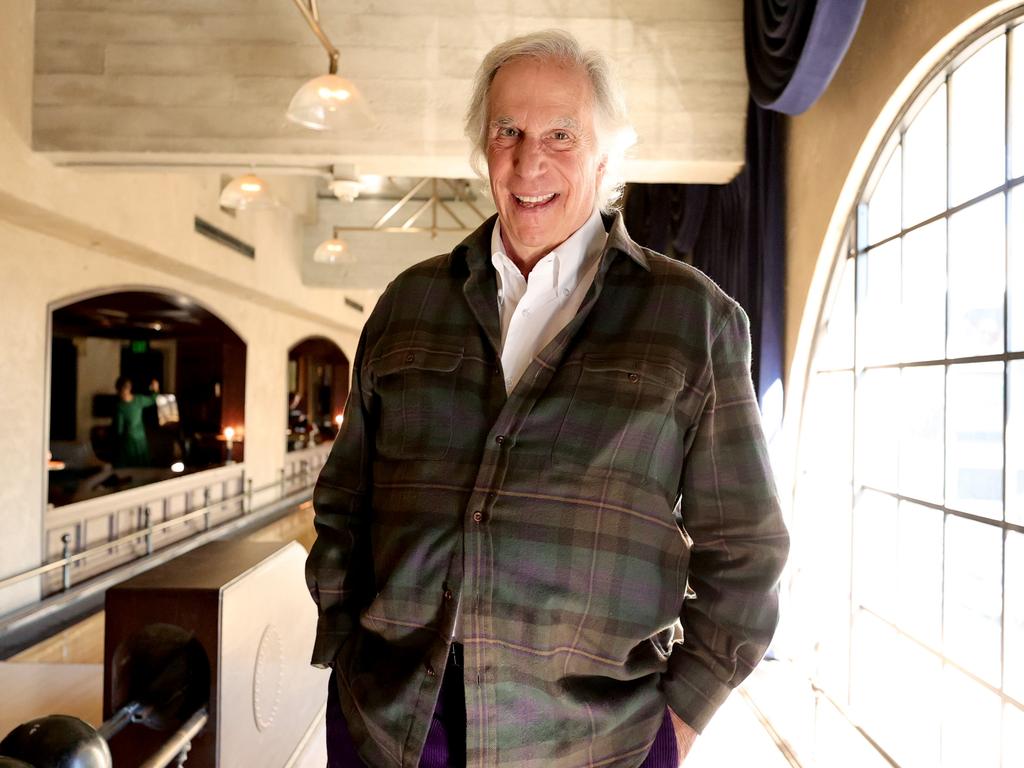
[113,394,155,467]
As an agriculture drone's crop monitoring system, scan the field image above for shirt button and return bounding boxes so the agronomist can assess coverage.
[426,664,437,678]
[405,353,415,363]
[505,377,513,387]
[472,510,483,523]
[562,288,570,296]
[443,589,453,601]
[495,434,506,445]
[628,372,640,383]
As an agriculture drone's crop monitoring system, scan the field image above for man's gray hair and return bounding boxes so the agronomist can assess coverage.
[464,29,637,212]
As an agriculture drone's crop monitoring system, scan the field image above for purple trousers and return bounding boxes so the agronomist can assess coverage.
[326,645,678,768]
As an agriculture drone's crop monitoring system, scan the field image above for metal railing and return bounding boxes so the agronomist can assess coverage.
[0,443,332,606]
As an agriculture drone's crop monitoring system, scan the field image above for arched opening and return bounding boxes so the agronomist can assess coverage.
[48,290,247,507]
[286,337,349,452]
[790,11,1024,766]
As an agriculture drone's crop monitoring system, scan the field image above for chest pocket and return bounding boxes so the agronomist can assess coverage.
[551,355,685,481]
[369,345,463,461]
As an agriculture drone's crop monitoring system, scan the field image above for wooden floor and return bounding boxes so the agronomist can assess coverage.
[2,503,796,766]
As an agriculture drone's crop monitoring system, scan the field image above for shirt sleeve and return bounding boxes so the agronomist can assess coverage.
[662,302,790,733]
[305,321,377,668]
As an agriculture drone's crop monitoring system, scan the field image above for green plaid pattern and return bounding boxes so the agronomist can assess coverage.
[307,212,789,768]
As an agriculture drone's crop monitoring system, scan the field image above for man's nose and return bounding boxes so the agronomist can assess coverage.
[513,136,545,177]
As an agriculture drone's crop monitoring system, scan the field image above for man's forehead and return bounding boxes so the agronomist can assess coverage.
[487,59,595,126]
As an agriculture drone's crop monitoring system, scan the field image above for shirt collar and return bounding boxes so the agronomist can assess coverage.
[450,210,650,275]
[489,207,608,295]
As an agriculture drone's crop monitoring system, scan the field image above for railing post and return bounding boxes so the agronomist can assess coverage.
[61,533,72,591]
[174,742,192,768]
[143,507,153,556]
[246,477,254,514]
[279,467,286,499]
[203,487,211,530]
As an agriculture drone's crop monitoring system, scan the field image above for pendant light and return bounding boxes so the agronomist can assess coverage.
[313,234,354,264]
[286,0,364,131]
[219,173,278,211]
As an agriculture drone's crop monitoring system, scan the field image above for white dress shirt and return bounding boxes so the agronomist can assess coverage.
[450,208,608,642]
[491,207,608,393]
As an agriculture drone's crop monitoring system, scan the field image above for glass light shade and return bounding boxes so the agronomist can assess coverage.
[286,73,363,131]
[219,174,278,210]
[313,237,354,264]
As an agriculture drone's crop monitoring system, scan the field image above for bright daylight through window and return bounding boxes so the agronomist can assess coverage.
[792,16,1024,768]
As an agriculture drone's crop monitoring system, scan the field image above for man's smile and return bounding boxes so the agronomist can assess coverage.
[512,192,558,208]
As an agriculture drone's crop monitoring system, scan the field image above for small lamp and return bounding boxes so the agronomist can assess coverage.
[286,73,363,131]
[313,234,355,264]
[219,174,278,211]
[223,426,235,464]
[286,0,370,132]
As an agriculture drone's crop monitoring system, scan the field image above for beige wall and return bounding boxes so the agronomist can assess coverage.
[0,1,372,614]
[784,0,1022,396]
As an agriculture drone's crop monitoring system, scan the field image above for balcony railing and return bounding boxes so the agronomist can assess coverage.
[0,442,333,633]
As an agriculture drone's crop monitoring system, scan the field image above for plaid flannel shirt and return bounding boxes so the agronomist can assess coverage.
[306,212,789,768]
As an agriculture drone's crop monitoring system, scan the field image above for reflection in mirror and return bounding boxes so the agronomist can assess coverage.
[48,291,246,508]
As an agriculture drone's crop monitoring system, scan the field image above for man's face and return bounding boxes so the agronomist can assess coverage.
[486,57,606,264]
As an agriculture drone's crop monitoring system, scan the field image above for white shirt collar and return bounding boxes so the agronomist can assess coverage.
[490,207,607,297]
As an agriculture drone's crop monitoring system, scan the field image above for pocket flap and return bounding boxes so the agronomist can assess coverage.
[581,355,685,390]
[371,345,464,377]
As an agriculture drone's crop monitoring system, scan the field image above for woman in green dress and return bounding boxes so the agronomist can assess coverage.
[113,376,156,467]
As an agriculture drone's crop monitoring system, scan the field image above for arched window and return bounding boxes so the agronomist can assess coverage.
[286,337,349,452]
[792,14,1023,767]
[48,290,246,507]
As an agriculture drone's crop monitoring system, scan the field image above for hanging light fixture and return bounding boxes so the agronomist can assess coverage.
[219,173,278,210]
[313,233,354,264]
[286,0,363,131]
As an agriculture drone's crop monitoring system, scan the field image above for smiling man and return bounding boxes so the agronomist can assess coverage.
[307,30,789,768]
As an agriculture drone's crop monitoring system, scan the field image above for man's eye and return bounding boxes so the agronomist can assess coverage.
[498,127,518,138]
[552,131,570,141]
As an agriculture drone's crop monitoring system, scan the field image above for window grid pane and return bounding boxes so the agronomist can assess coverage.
[796,18,1021,768]
[949,35,1007,205]
[947,195,1006,358]
[1011,26,1024,179]
[942,515,1002,687]
[903,83,948,227]
[946,362,1004,520]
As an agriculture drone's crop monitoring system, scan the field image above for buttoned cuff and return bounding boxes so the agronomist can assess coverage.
[309,614,353,669]
[662,655,734,734]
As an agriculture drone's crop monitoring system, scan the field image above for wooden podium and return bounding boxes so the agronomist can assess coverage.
[103,540,327,767]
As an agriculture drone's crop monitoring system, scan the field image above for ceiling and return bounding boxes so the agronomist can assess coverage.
[53,291,243,342]
[33,0,748,184]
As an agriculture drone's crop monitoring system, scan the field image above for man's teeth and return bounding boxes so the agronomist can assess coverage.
[514,193,555,204]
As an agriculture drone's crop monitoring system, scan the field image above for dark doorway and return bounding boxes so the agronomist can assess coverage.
[287,337,349,452]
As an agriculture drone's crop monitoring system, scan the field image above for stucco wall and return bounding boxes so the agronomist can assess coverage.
[0,1,371,614]
[784,0,1022,397]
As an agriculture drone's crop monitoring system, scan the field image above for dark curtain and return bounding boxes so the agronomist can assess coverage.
[623,99,784,418]
[622,0,866,428]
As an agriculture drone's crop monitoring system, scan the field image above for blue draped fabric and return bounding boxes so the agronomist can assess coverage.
[745,0,866,115]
